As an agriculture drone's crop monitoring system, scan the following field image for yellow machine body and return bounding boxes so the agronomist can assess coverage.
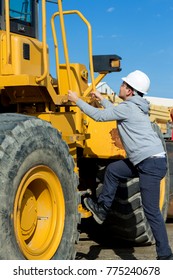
[0,31,43,76]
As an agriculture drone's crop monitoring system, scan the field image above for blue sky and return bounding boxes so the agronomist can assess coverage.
[45,0,173,98]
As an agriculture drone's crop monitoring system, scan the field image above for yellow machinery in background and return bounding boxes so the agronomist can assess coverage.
[0,0,172,260]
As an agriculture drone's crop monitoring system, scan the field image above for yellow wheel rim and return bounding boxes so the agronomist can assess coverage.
[13,165,65,260]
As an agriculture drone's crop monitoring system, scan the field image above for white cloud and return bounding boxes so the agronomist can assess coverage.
[107,7,115,13]
[97,35,104,39]
[111,34,118,38]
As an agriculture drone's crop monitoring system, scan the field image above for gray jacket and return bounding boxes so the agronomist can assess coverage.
[76,95,165,165]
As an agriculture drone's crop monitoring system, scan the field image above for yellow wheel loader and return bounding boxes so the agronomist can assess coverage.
[0,0,172,260]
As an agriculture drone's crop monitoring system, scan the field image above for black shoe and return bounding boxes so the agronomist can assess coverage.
[83,197,108,224]
[157,253,173,260]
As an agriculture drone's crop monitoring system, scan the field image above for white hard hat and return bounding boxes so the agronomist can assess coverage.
[122,70,150,94]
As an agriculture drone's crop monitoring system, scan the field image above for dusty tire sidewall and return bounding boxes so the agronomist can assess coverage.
[0,118,78,259]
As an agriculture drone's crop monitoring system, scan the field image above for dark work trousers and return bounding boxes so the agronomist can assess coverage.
[98,157,172,258]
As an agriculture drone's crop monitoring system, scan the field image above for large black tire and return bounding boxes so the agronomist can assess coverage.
[0,113,80,260]
[105,179,154,244]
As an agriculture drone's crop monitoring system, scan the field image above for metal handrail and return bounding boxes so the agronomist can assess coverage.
[51,6,96,92]
[36,0,48,83]
[5,0,11,64]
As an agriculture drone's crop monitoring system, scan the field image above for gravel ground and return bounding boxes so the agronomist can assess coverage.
[75,218,173,260]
